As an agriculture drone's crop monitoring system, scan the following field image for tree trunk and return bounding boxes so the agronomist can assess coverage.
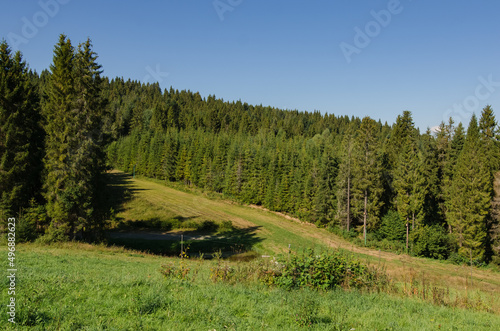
[346,143,351,232]
[406,219,409,253]
[364,190,367,245]
[347,176,350,232]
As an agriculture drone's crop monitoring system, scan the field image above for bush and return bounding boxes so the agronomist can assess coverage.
[218,220,234,233]
[197,220,218,232]
[378,210,405,242]
[16,199,49,242]
[16,216,37,243]
[36,223,70,243]
[411,225,453,260]
[327,226,357,239]
[448,252,468,265]
[263,249,388,291]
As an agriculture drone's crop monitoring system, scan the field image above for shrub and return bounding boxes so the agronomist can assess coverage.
[218,220,234,233]
[327,226,357,239]
[411,225,453,260]
[263,249,388,291]
[16,216,37,243]
[378,210,405,242]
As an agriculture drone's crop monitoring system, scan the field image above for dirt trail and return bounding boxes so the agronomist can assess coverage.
[108,231,220,241]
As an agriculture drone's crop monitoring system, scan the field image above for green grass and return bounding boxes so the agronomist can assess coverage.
[2,170,499,329]
[105,171,329,255]
[102,171,500,312]
[2,242,500,330]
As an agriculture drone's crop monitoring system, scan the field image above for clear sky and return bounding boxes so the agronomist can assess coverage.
[2,0,500,132]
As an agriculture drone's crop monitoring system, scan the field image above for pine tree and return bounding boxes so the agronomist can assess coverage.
[393,122,426,252]
[419,129,441,225]
[446,115,491,261]
[0,41,43,219]
[313,144,338,226]
[387,111,415,170]
[479,105,499,174]
[42,35,77,236]
[161,129,178,181]
[336,125,355,230]
[73,38,107,236]
[478,105,500,262]
[42,35,106,239]
[351,117,384,243]
[175,146,187,182]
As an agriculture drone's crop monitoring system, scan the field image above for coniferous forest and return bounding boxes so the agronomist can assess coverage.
[1,35,500,265]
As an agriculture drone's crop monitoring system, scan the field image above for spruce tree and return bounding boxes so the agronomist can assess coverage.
[393,123,426,252]
[419,129,441,225]
[336,125,355,230]
[479,105,499,174]
[42,35,106,239]
[351,117,384,243]
[42,35,77,237]
[478,105,500,262]
[0,41,43,219]
[446,115,491,261]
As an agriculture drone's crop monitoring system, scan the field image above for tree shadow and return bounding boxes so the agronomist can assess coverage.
[107,226,264,258]
[100,171,146,216]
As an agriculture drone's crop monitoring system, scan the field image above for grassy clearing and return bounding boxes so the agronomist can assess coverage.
[104,171,500,311]
[2,243,500,330]
[105,171,329,255]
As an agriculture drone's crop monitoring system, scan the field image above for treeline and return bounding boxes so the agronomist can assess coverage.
[1,35,500,264]
[106,79,500,264]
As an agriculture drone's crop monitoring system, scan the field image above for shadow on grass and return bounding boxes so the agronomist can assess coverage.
[107,226,264,258]
[115,215,201,231]
[99,171,147,216]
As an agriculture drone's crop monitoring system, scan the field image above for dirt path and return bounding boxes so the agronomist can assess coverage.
[108,230,221,241]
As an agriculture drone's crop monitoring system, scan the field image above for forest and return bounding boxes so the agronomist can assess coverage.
[1,34,499,265]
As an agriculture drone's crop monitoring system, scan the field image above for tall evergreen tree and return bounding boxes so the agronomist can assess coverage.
[42,35,77,236]
[336,125,355,230]
[393,118,426,251]
[479,105,499,174]
[446,115,491,261]
[419,129,441,225]
[42,35,106,239]
[0,41,43,218]
[351,117,384,243]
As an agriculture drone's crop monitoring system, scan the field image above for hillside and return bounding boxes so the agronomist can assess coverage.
[2,170,500,329]
[104,170,500,311]
[2,242,499,330]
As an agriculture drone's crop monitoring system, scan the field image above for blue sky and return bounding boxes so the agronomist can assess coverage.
[2,0,500,132]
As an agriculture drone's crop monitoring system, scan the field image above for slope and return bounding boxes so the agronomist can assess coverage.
[105,170,500,312]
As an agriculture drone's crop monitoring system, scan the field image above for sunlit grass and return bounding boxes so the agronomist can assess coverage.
[1,243,499,330]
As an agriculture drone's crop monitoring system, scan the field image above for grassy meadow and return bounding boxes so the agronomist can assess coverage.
[1,242,500,330]
[1,170,500,329]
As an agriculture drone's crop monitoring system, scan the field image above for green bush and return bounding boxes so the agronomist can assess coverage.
[16,216,37,243]
[378,210,405,242]
[411,225,453,260]
[327,226,357,239]
[218,220,234,233]
[264,249,387,291]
